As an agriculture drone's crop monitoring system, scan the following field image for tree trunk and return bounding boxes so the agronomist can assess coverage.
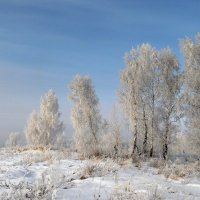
[163,123,169,160]
[142,105,148,155]
[163,142,168,160]
[88,114,99,156]
[150,94,155,157]
[131,116,138,160]
[88,114,98,143]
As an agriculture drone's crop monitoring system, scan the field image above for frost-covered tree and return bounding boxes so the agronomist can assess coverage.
[158,48,181,159]
[69,75,101,156]
[100,105,121,158]
[26,89,64,146]
[55,133,67,149]
[119,44,159,158]
[136,44,160,157]
[38,89,64,145]
[26,111,41,146]
[6,132,20,147]
[181,33,200,155]
[119,47,142,158]
[109,105,121,154]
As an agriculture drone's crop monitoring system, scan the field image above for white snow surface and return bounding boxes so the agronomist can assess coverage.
[0,148,200,200]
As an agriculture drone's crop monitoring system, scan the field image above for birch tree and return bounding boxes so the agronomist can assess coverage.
[6,132,20,147]
[181,33,200,155]
[69,75,101,156]
[119,43,159,158]
[26,111,41,146]
[109,105,121,156]
[158,48,181,159]
[26,89,64,146]
[119,48,141,158]
[100,105,121,158]
[137,44,160,157]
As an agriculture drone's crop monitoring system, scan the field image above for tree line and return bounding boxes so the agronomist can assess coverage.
[7,33,200,161]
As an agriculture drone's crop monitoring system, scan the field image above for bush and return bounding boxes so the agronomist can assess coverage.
[109,182,162,200]
[79,159,120,179]
[158,161,200,179]
[148,158,166,169]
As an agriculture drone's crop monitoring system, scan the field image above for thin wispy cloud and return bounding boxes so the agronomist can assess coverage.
[0,0,199,145]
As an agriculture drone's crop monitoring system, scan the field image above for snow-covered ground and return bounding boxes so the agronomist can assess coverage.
[0,148,200,200]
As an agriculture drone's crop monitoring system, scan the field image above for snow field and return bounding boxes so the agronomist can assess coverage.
[0,148,200,200]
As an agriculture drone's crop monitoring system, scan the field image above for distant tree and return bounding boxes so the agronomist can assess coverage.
[6,132,20,147]
[181,33,200,155]
[55,133,67,149]
[69,75,101,156]
[26,89,64,146]
[100,105,121,158]
[109,105,121,157]
[26,111,40,146]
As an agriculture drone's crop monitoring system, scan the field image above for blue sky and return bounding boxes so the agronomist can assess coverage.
[0,0,199,143]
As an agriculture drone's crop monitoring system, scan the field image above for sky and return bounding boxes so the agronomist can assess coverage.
[0,0,200,145]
